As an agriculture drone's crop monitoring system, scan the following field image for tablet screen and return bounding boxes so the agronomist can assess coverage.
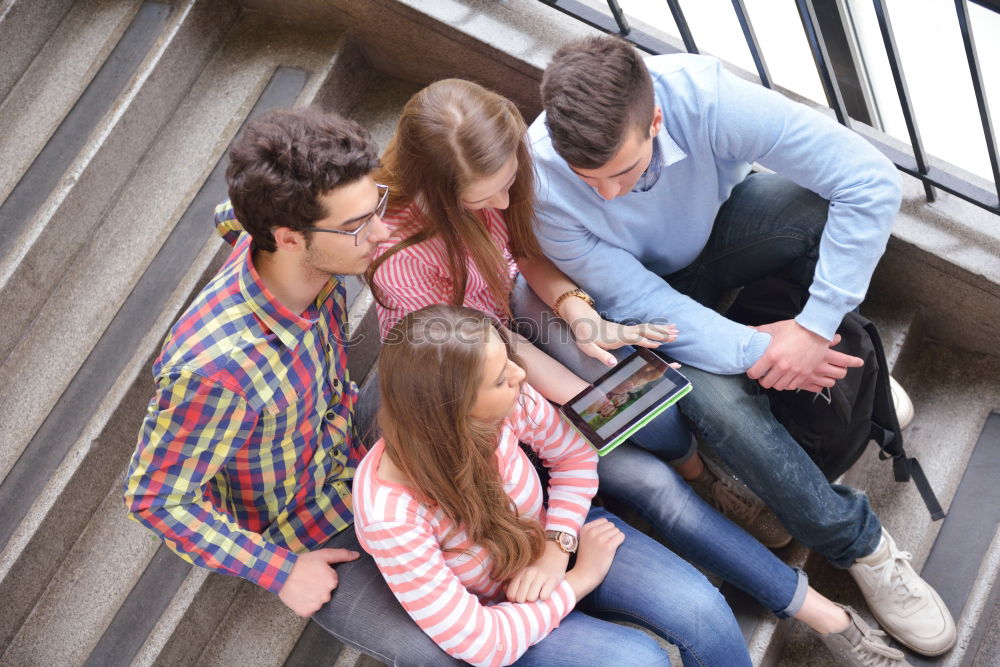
[568,352,678,439]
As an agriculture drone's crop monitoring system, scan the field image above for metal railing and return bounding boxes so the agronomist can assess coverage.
[540,0,1000,216]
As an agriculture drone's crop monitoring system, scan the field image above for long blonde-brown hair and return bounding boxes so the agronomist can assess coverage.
[368,79,542,319]
[378,304,545,582]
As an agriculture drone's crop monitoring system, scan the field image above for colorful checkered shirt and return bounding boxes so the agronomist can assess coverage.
[123,200,360,593]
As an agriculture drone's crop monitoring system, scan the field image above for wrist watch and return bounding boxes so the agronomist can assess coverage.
[545,530,579,554]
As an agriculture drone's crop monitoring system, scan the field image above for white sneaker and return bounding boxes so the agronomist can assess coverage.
[890,376,914,429]
[848,529,956,656]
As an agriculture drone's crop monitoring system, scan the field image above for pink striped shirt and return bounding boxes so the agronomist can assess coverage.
[353,383,599,666]
[372,203,519,338]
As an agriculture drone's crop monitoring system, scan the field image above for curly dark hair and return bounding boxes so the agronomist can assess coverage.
[225,107,379,251]
[541,36,655,169]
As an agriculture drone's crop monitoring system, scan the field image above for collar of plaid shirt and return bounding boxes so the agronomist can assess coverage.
[235,239,343,350]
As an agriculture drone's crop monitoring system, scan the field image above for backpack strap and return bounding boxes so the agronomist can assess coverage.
[863,320,945,520]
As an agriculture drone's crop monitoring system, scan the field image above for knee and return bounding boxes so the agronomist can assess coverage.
[686,585,736,627]
[599,456,696,535]
[617,630,670,666]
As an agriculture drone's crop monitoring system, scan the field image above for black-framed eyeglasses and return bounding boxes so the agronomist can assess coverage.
[307,184,389,246]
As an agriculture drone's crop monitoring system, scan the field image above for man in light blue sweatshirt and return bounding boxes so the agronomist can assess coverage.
[526,35,954,657]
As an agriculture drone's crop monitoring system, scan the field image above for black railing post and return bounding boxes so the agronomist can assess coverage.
[664,0,699,54]
[954,0,1000,202]
[795,0,850,126]
[872,0,935,202]
[534,0,1000,216]
[607,0,631,35]
[731,0,772,88]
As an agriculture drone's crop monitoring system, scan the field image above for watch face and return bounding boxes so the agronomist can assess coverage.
[558,532,578,552]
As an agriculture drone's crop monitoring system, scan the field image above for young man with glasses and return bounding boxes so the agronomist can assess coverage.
[526,35,955,659]
[124,107,457,663]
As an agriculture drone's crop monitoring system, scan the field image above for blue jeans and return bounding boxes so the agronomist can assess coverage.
[311,528,461,665]
[312,376,459,665]
[667,172,882,566]
[512,281,808,614]
[515,507,752,667]
[518,171,883,568]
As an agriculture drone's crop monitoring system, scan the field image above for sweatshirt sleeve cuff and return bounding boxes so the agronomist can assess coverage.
[244,541,297,594]
[742,331,772,369]
[795,296,844,341]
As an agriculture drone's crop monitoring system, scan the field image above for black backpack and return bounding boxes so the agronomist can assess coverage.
[726,276,944,520]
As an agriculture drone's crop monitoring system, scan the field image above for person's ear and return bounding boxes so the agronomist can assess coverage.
[650,106,664,138]
[272,226,306,252]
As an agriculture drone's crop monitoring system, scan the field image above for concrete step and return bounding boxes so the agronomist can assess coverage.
[0,473,163,665]
[0,0,143,202]
[776,343,1000,665]
[0,0,240,474]
[0,6,345,664]
[0,26,422,667]
[0,6,327,545]
[0,0,76,103]
[0,0,306,568]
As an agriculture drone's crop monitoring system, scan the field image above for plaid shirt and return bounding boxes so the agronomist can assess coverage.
[124,201,360,593]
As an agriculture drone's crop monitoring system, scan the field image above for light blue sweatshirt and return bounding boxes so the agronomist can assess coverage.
[528,54,902,374]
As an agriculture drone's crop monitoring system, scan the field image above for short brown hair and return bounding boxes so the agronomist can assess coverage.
[225,107,379,251]
[541,35,655,169]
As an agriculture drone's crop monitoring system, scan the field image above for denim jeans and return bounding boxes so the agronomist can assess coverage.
[515,507,753,667]
[312,375,460,666]
[512,279,809,616]
[310,527,461,665]
[517,171,883,568]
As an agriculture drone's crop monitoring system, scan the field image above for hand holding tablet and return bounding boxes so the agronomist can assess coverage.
[560,349,692,456]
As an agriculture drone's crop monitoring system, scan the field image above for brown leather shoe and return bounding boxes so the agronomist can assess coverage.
[689,464,792,549]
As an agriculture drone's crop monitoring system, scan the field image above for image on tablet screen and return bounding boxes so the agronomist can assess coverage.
[576,356,677,438]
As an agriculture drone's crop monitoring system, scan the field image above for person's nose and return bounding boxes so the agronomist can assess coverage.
[490,190,510,210]
[595,180,620,200]
[367,214,390,244]
[510,362,527,385]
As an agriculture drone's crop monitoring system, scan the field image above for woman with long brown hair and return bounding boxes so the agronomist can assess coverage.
[367,77,790,548]
[353,305,905,666]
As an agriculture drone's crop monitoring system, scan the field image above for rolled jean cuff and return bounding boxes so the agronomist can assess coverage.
[666,435,698,466]
[776,568,809,619]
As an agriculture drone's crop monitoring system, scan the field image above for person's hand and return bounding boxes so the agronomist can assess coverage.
[564,518,624,600]
[560,298,676,366]
[506,540,571,603]
[277,547,360,617]
[747,319,862,391]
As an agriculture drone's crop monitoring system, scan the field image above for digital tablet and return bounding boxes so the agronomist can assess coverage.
[560,348,692,456]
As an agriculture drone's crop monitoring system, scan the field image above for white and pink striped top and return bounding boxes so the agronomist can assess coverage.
[352,383,599,667]
[371,203,519,338]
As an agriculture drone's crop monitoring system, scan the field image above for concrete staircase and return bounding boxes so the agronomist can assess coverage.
[1,1,998,666]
